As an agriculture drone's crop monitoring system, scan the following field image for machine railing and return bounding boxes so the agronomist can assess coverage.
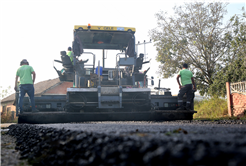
[74,52,95,87]
[80,52,96,71]
[98,60,101,86]
[230,81,246,95]
[116,53,127,86]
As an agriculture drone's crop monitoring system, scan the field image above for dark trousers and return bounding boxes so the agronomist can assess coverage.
[19,84,35,112]
[178,84,193,109]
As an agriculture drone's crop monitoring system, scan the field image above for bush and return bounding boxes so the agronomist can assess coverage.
[1,111,18,123]
[193,97,228,119]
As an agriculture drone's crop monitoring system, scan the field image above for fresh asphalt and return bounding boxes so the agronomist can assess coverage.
[38,121,246,143]
[7,120,246,165]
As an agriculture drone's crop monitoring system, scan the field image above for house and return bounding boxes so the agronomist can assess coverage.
[0,78,73,115]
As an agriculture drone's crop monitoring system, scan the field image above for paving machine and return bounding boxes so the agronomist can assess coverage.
[18,25,196,123]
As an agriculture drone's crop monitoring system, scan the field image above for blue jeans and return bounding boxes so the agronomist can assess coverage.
[19,84,35,112]
[178,84,193,109]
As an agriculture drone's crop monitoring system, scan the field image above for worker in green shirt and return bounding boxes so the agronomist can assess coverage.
[67,47,74,64]
[15,59,39,113]
[176,63,196,111]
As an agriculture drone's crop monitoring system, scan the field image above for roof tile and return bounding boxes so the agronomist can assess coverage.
[1,78,61,103]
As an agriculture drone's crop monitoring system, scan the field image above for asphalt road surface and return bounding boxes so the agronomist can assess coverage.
[7,120,246,166]
[39,121,246,143]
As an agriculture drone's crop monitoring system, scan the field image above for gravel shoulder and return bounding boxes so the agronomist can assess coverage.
[1,131,30,166]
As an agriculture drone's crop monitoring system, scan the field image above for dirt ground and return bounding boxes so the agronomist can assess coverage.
[1,124,30,166]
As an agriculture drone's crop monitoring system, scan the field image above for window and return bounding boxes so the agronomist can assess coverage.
[7,107,11,113]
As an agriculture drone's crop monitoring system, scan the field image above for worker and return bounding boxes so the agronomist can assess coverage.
[176,63,196,111]
[15,59,39,113]
[67,47,74,63]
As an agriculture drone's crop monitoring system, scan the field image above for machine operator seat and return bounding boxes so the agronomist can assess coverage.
[60,51,73,68]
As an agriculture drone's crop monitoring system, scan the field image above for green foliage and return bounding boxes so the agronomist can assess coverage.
[150,2,232,95]
[193,97,228,119]
[209,56,246,97]
[0,86,13,100]
[208,8,246,97]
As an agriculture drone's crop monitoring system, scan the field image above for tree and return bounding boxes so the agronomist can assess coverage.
[208,8,246,97]
[149,2,234,95]
[0,86,13,100]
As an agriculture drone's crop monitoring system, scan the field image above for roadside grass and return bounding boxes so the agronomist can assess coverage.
[193,97,246,120]
[1,111,18,123]
[194,97,228,120]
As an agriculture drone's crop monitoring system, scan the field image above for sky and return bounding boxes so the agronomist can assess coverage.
[0,0,245,96]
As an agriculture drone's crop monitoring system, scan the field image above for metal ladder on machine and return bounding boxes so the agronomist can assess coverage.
[96,61,123,109]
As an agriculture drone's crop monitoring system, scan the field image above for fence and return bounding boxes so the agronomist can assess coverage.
[226,81,246,117]
[230,81,246,95]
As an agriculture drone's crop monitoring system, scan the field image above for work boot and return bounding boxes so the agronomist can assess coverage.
[32,109,39,112]
[185,106,192,111]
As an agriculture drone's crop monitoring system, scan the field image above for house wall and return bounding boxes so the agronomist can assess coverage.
[1,104,16,119]
[45,82,73,94]
[231,93,246,117]
[0,106,2,113]
[1,102,15,113]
